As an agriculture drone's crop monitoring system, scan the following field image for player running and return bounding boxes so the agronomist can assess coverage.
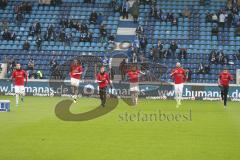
[218,68,233,109]
[127,65,145,106]
[12,63,28,107]
[171,62,186,108]
[96,66,111,107]
[69,59,83,103]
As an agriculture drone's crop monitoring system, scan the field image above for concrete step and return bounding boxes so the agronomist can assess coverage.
[117,27,136,36]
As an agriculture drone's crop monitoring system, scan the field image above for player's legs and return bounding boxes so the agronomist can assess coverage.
[19,86,25,102]
[130,83,139,106]
[174,84,180,106]
[99,87,106,107]
[130,91,136,105]
[223,86,229,108]
[178,84,184,105]
[134,91,139,105]
[71,78,79,103]
[14,86,24,106]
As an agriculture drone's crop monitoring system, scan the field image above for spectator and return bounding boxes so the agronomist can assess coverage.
[131,1,139,23]
[29,21,41,36]
[135,25,144,37]
[132,38,140,53]
[223,55,229,65]
[119,59,127,81]
[235,49,240,60]
[156,40,163,51]
[132,51,138,63]
[172,16,178,26]
[97,13,104,25]
[150,5,158,18]
[182,7,191,19]
[2,29,12,40]
[226,12,233,27]
[204,64,210,74]
[0,19,8,31]
[217,50,225,64]
[81,22,88,33]
[178,48,187,60]
[219,11,226,27]
[169,41,178,58]
[162,49,171,59]
[59,29,66,42]
[36,35,42,50]
[23,40,30,50]
[86,32,93,42]
[99,24,107,42]
[15,12,24,25]
[235,25,240,36]
[211,25,219,36]
[36,70,43,79]
[185,68,192,82]
[198,62,205,74]
[44,24,55,41]
[167,12,174,22]
[27,58,34,71]
[51,0,63,6]
[108,33,115,43]
[109,67,115,80]
[209,50,217,64]
[122,0,129,19]
[0,0,8,9]
[199,0,205,5]
[50,57,57,71]
[152,46,159,61]
[139,36,148,52]
[206,12,212,22]
[89,10,98,24]
[212,13,218,23]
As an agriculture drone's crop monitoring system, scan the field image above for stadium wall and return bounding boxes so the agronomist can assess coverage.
[0,79,240,101]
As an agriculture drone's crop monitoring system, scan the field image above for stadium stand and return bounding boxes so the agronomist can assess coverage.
[0,0,239,83]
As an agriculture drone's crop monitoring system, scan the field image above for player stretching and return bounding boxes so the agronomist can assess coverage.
[218,68,233,109]
[171,62,186,108]
[12,64,28,107]
[127,65,145,106]
[70,59,83,103]
[96,66,111,107]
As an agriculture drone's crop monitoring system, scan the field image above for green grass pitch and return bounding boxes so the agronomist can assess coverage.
[0,95,240,160]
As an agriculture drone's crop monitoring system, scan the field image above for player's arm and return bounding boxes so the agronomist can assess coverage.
[218,74,222,86]
[170,70,176,77]
[96,74,102,83]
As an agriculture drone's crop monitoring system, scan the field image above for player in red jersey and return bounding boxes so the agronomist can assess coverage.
[218,68,233,108]
[12,63,28,107]
[127,65,145,106]
[171,62,186,108]
[69,59,83,103]
[96,66,111,107]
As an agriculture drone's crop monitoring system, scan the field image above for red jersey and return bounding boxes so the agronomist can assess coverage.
[12,69,27,86]
[127,70,140,83]
[70,65,82,79]
[219,72,233,86]
[97,72,110,89]
[171,68,186,84]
